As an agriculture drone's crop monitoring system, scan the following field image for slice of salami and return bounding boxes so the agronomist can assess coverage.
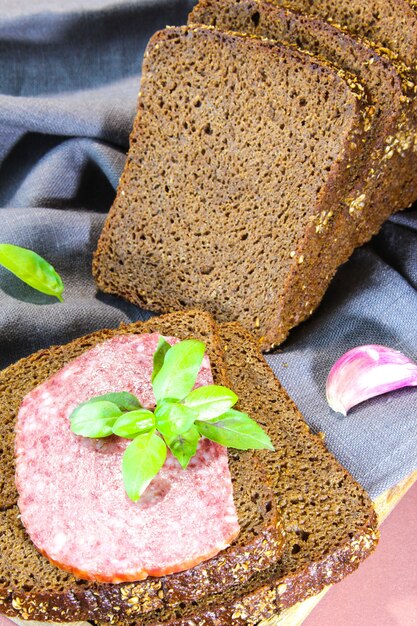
[15,333,239,583]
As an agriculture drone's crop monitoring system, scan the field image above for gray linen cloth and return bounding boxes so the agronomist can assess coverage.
[0,0,416,499]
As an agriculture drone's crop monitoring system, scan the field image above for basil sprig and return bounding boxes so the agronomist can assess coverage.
[70,337,274,501]
[0,243,64,301]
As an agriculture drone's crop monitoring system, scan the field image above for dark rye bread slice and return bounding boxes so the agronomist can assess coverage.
[0,310,284,623]
[189,0,417,246]
[104,322,379,625]
[274,0,417,68]
[263,0,417,213]
[93,25,370,350]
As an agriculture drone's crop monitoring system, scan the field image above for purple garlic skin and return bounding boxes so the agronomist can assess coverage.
[326,345,417,415]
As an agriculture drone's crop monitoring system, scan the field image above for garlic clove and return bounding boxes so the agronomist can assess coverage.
[326,345,417,415]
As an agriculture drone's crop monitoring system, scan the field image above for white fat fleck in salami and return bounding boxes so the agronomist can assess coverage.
[15,334,240,583]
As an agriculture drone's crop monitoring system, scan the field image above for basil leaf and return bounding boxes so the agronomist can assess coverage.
[156,397,179,408]
[183,385,238,420]
[152,339,206,401]
[151,336,171,383]
[0,243,64,301]
[166,425,200,469]
[70,400,122,438]
[82,392,142,412]
[155,402,198,440]
[122,431,167,501]
[196,409,274,451]
[112,409,155,438]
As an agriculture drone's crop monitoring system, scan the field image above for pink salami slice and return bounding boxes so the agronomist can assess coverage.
[15,334,239,583]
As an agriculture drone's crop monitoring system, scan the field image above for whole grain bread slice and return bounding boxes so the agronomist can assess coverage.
[189,0,417,247]
[271,0,417,68]
[93,24,370,349]
[260,0,417,208]
[106,321,378,625]
[0,310,284,623]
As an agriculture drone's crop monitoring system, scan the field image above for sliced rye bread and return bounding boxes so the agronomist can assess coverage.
[189,0,417,243]
[93,24,371,350]
[264,0,417,205]
[271,0,417,68]
[102,321,378,625]
[0,310,284,622]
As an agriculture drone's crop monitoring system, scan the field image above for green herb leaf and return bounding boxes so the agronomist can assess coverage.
[196,409,274,451]
[70,400,122,438]
[155,401,198,440]
[83,392,142,412]
[151,336,171,383]
[165,425,200,469]
[0,243,64,301]
[183,385,238,420]
[112,409,155,438]
[152,339,206,401]
[122,431,167,501]
[67,338,274,501]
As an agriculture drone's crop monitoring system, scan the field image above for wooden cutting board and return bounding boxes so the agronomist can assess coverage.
[7,469,417,626]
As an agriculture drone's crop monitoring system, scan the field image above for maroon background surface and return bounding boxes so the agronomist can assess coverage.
[304,481,417,626]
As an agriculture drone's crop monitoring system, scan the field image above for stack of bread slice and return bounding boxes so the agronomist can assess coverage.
[93,0,417,351]
[263,0,417,67]
[0,311,378,624]
[190,0,417,227]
